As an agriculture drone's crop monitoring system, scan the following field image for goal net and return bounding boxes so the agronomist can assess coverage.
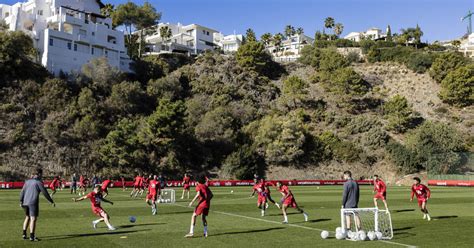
[341,208,393,240]
[158,189,176,204]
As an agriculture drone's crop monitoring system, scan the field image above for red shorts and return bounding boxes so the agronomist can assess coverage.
[374,192,386,200]
[49,186,56,191]
[194,202,210,216]
[257,195,267,205]
[283,196,297,208]
[417,198,427,207]
[134,184,140,189]
[183,184,190,190]
[146,193,157,201]
[92,206,106,217]
[101,187,109,193]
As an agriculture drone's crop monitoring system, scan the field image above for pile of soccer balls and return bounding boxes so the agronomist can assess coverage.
[320,227,383,241]
[158,198,171,203]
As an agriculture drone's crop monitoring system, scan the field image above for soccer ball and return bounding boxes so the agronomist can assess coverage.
[166,199,171,203]
[348,231,358,241]
[367,231,376,241]
[335,227,342,234]
[129,216,136,223]
[164,192,168,195]
[320,230,329,239]
[230,190,234,194]
[335,232,346,240]
[358,230,367,241]
[375,231,383,240]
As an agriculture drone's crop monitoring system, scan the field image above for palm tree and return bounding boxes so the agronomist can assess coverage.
[159,26,172,51]
[296,27,304,35]
[284,25,296,38]
[273,33,283,56]
[452,40,461,49]
[414,24,423,48]
[324,17,335,31]
[101,3,115,17]
[260,33,273,46]
[333,23,344,38]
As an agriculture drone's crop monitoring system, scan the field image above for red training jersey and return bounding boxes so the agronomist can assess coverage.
[374,179,386,193]
[183,176,190,185]
[411,184,431,200]
[134,176,143,186]
[279,185,293,197]
[196,183,213,207]
[102,179,112,190]
[148,179,159,195]
[86,191,103,208]
[50,178,59,188]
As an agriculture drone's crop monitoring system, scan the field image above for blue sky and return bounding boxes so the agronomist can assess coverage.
[3,0,473,41]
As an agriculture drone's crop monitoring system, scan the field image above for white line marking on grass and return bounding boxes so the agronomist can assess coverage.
[173,203,416,248]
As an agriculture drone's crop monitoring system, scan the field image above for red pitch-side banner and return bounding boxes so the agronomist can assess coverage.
[0,180,373,189]
[428,180,474,187]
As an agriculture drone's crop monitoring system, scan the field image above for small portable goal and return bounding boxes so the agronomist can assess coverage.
[341,208,393,240]
[158,189,176,204]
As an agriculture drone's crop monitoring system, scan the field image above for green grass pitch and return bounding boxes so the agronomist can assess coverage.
[0,185,473,247]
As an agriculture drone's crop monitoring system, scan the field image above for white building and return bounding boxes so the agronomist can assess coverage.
[266,34,314,62]
[344,27,386,42]
[460,33,474,57]
[0,0,131,75]
[141,22,243,55]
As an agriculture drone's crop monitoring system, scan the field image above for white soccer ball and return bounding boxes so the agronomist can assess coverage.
[166,199,170,203]
[335,227,342,234]
[320,230,329,239]
[230,190,234,194]
[375,231,383,240]
[367,231,376,241]
[335,232,346,240]
[358,230,367,241]
[164,192,168,195]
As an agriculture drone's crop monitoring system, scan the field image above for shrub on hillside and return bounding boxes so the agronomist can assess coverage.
[383,95,414,133]
[385,140,420,173]
[236,41,273,75]
[429,52,468,83]
[221,144,265,179]
[319,131,360,163]
[439,64,474,107]
[319,67,369,97]
[367,46,436,73]
[299,47,349,71]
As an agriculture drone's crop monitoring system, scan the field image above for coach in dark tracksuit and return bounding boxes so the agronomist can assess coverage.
[342,171,360,231]
[20,168,55,241]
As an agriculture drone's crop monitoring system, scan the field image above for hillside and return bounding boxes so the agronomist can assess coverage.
[0,31,472,182]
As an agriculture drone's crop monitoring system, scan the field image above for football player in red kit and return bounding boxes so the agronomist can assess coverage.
[101,178,113,198]
[185,177,213,238]
[411,177,431,221]
[373,175,389,210]
[146,175,160,215]
[130,174,143,198]
[78,175,89,196]
[250,178,267,216]
[73,185,116,230]
[49,176,60,198]
[276,181,308,224]
[181,173,191,199]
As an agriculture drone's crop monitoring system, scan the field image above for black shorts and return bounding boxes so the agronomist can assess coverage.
[23,204,39,217]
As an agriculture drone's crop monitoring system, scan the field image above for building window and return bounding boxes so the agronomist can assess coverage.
[92,32,95,36]
[49,38,54,46]
[67,42,71,50]
[37,10,43,16]
[202,30,205,34]
[74,44,77,51]
[91,47,94,55]
[207,31,210,35]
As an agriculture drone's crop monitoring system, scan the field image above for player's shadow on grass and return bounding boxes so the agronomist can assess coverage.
[43,229,150,241]
[212,227,285,236]
[267,212,301,216]
[393,209,415,213]
[119,223,165,228]
[308,218,331,223]
[433,215,458,220]
[393,226,413,232]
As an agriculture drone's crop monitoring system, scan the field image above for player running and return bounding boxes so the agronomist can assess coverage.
[101,178,113,198]
[263,179,280,209]
[130,174,143,198]
[146,175,160,215]
[276,181,308,224]
[373,175,388,210]
[78,175,88,196]
[181,173,191,199]
[250,178,267,216]
[49,176,60,198]
[410,177,431,221]
[185,177,213,238]
[73,185,116,230]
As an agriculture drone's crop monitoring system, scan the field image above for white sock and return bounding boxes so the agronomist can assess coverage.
[203,225,208,234]
[284,215,288,222]
[93,220,101,224]
[106,223,114,229]
[189,225,194,234]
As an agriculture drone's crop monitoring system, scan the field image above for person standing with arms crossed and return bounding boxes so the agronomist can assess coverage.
[341,171,360,232]
[20,168,56,241]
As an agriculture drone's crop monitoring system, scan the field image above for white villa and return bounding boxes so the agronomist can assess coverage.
[459,33,474,57]
[141,22,243,56]
[344,27,386,42]
[266,34,314,62]
[0,0,131,75]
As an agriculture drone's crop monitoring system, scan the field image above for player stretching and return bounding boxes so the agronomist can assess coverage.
[276,181,308,224]
[410,177,431,221]
[101,178,112,198]
[49,176,60,198]
[373,175,388,210]
[181,173,191,199]
[185,177,213,238]
[146,175,160,215]
[130,174,143,198]
[73,185,116,230]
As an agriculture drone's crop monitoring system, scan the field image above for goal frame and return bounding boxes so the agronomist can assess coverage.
[159,189,176,204]
[340,207,393,240]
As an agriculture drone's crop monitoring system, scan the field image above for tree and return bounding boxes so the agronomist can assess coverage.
[236,41,272,74]
[280,76,309,109]
[452,40,461,49]
[439,64,474,107]
[260,33,272,46]
[284,25,296,38]
[333,23,344,38]
[429,52,467,83]
[159,25,172,45]
[414,24,423,48]
[245,28,257,43]
[296,27,304,35]
[383,95,414,133]
[272,33,284,56]
[324,17,335,37]
[386,25,392,41]
[101,3,115,17]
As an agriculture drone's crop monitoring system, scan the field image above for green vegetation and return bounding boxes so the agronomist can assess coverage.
[383,95,414,133]
[439,64,474,107]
